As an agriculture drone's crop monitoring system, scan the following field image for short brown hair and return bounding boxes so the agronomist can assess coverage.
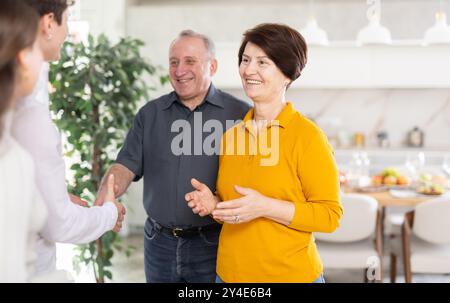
[0,0,39,136]
[23,0,75,25]
[238,23,308,83]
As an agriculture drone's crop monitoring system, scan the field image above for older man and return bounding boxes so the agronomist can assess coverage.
[95,30,250,283]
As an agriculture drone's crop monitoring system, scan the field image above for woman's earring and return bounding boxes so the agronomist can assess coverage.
[47,34,53,41]
[21,68,30,81]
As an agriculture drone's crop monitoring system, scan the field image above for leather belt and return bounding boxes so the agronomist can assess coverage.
[154,222,221,238]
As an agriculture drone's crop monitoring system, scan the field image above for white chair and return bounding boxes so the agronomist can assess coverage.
[390,196,450,283]
[315,193,384,282]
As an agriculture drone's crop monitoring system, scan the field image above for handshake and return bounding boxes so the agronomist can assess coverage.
[70,174,126,233]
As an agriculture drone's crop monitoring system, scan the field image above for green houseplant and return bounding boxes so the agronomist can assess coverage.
[49,34,167,282]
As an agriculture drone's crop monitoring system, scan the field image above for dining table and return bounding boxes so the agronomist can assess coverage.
[344,189,430,207]
[342,185,446,241]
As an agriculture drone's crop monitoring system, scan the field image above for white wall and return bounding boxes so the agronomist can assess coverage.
[126,0,450,67]
[226,87,450,149]
[77,0,450,227]
[124,0,450,149]
[79,0,127,43]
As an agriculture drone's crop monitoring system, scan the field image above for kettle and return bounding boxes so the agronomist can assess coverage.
[407,126,424,148]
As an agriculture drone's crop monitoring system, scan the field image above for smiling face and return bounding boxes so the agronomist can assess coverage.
[169,36,217,105]
[239,42,290,105]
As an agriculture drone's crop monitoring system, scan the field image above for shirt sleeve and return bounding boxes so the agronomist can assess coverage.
[115,109,144,181]
[289,131,343,233]
[12,103,118,244]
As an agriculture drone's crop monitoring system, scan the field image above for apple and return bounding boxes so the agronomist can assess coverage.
[397,176,410,186]
[383,176,398,185]
[372,175,383,186]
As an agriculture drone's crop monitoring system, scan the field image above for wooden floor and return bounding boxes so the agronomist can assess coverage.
[58,232,450,283]
[109,233,450,283]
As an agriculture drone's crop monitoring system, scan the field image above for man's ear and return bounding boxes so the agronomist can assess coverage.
[210,58,218,76]
[40,13,56,39]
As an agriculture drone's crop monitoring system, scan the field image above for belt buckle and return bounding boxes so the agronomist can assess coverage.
[172,228,183,238]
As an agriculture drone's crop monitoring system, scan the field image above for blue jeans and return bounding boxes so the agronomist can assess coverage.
[144,218,219,283]
[215,273,326,283]
[313,273,326,283]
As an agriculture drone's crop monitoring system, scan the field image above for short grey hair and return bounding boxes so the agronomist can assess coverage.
[172,29,216,59]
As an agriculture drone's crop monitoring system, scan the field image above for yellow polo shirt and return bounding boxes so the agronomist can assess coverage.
[216,102,342,282]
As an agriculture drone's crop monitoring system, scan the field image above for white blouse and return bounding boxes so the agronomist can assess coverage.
[0,112,47,282]
[12,64,118,275]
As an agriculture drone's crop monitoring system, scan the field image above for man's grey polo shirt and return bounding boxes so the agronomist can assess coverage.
[116,85,250,228]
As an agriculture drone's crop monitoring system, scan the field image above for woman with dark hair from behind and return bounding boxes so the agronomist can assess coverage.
[0,0,46,282]
[12,0,125,277]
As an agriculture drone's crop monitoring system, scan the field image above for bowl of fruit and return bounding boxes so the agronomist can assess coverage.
[415,173,447,195]
[416,182,445,196]
[372,168,411,187]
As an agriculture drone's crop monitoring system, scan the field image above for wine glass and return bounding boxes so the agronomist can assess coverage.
[405,152,425,182]
[442,154,450,178]
[347,152,362,188]
[348,152,371,188]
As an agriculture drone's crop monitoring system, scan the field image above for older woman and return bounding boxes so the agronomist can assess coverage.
[185,23,342,283]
